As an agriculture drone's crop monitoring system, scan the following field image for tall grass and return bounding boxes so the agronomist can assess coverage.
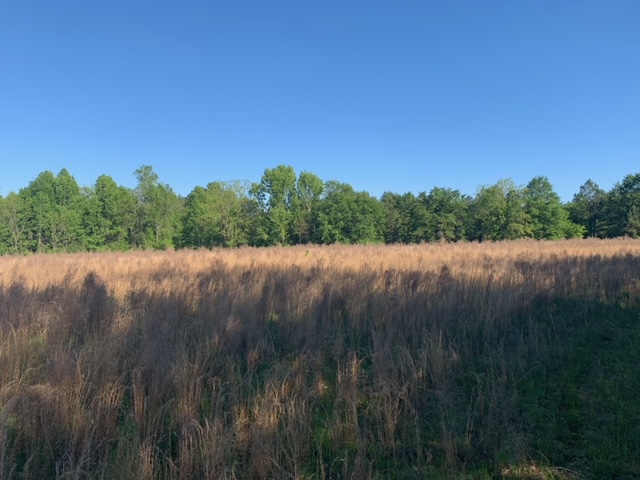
[1,239,639,479]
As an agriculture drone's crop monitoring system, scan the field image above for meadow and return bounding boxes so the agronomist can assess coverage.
[1,240,639,479]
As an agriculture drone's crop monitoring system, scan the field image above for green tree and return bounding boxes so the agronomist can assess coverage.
[251,165,297,245]
[567,179,607,238]
[181,186,210,248]
[83,175,137,250]
[316,181,350,244]
[626,204,640,238]
[501,180,530,240]
[467,180,532,241]
[422,187,469,242]
[523,176,583,239]
[221,180,253,247]
[52,168,85,251]
[351,190,385,244]
[19,171,57,251]
[181,181,250,248]
[316,181,384,244]
[292,171,324,244]
[0,193,29,254]
[82,186,107,250]
[243,195,268,247]
[381,192,421,244]
[133,165,182,249]
[468,183,507,242]
[602,173,640,238]
[17,169,88,251]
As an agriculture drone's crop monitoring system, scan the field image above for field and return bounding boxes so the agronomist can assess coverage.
[1,240,640,479]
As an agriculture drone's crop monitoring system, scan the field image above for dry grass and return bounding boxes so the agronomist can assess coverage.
[1,239,640,479]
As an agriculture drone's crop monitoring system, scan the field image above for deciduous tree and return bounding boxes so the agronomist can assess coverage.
[602,173,640,238]
[0,193,29,253]
[133,165,182,249]
[293,171,324,244]
[317,181,384,244]
[568,179,607,238]
[181,181,250,248]
[251,165,297,245]
[523,176,583,239]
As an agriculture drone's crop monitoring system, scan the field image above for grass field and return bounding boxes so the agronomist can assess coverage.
[1,239,640,479]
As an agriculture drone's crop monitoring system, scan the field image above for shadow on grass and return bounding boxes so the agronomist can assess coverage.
[0,254,639,479]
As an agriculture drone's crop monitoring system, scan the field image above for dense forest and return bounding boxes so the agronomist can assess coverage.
[0,165,638,254]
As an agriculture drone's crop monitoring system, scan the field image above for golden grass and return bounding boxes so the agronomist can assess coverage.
[1,239,639,479]
[3,238,638,292]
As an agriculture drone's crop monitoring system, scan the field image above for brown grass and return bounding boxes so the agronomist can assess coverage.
[1,239,639,479]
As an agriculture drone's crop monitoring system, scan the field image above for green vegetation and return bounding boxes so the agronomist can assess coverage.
[0,241,639,479]
[2,165,640,254]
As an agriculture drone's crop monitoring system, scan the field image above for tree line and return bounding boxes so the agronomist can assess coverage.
[0,165,638,254]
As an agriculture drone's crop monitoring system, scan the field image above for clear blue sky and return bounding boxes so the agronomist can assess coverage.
[1,1,638,201]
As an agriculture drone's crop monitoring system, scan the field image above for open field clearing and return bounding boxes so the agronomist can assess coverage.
[1,239,640,479]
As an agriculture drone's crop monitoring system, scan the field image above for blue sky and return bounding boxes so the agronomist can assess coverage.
[1,1,638,201]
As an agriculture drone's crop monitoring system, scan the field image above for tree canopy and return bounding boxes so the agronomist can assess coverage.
[1,165,637,254]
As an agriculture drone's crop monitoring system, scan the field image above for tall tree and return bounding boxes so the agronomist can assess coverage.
[499,179,531,240]
[16,170,89,251]
[181,181,250,248]
[133,165,182,249]
[292,171,324,244]
[181,186,211,248]
[84,175,137,250]
[0,193,29,254]
[82,186,107,250]
[381,192,421,244]
[626,205,640,238]
[52,169,84,250]
[602,173,640,238]
[316,181,384,244]
[243,195,268,247]
[568,179,607,238]
[468,183,507,242]
[422,187,469,242]
[523,176,583,239]
[251,165,297,245]
[19,171,57,251]
[467,180,531,242]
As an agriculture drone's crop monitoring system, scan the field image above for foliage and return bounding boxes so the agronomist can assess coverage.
[132,165,183,249]
[16,169,88,252]
[567,179,607,238]
[467,179,530,241]
[181,181,251,248]
[251,165,298,245]
[602,173,640,238]
[316,181,385,244]
[381,191,423,243]
[0,166,638,253]
[0,193,29,254]
[420,187,469,242]
[523,176,584,239]
[293,171,324,244]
